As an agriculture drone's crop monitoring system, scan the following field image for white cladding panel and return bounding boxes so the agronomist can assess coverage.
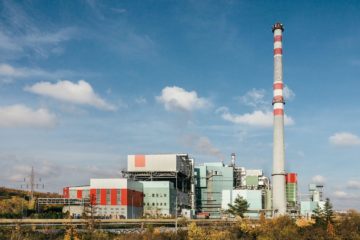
[246,169,263,176]
[222,190,263,211]
[69,186,90,191]
[221,190,232,210]
[127,154,180,172]
[90,178,128,189]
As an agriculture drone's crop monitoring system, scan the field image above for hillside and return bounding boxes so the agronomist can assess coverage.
[0,187,60,200]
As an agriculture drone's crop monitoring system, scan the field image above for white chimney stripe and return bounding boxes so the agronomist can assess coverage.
[274,41,282,49]
[274,89,283,96]
[273,103,284,109]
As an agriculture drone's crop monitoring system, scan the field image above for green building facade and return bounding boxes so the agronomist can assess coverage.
[194,162,234,218]
[141,181,176,217]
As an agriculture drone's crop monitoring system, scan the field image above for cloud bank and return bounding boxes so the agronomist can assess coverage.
[156,86,210,112]
[216,107,294,127]
[25,80,116,111]
[0,104,56,128]
[329,132,360,146]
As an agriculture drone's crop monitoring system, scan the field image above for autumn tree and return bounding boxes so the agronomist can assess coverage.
[227,196,249,218]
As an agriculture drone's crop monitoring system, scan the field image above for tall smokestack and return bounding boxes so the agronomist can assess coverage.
[271,22,287,215]
[231,153,236,166]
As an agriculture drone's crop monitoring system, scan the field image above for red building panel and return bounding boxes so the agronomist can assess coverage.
[111,189,117,205]
[63,187,69,198]
[135,155,146,167]
[100,189,107,205]
[90,189,96,205]
[77,190,82,199]
[126,190,143,207]
[121,189,128,205]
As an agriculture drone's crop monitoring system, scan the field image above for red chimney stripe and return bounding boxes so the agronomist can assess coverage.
[273,83,283,89]
[274,48,282,55]
[274,109,284,115]
[274,35,282,42]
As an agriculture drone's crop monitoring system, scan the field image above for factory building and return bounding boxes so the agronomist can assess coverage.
[141,181,176,217]
[63,178,143,219]
[194,162,233,218]
[300,184,325,218]
[123,154,195,214]
[193,153,272,219]
[59,153,305,219]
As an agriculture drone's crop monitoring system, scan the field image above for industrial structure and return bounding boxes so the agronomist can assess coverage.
[62,179,143,219]
[300,184,326,218]
[36,22,326,220]
[272,22,287,216]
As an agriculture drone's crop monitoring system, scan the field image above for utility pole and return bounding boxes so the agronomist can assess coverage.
[21,166,44,202]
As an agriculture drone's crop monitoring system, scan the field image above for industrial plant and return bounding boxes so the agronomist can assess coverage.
[37,23,326,220]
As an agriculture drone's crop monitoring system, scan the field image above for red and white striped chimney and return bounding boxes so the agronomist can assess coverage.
[272,22,287,215]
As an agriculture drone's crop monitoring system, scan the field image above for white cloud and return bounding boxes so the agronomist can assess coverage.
[0,104,56,128]
[329,132,360,146]
[156,86,210,112]
[238,88,267,108]
[347,180,360,190]
[334,191,348,199]
[25,80,116,111]
[312,175,326,184]
[283,85,295,101]
[216,107,294,127]
[0,63,75,83]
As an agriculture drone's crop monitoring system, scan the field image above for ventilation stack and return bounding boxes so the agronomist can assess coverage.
[271,22,287,215]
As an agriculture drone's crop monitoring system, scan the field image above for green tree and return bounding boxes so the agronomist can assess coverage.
[312,206,325,227]
[312,198,334,228]
[323,198,334,224]
[227,196,249,218]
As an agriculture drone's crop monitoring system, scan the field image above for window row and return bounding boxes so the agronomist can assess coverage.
[145,202,167,206]
[144,193,167,198]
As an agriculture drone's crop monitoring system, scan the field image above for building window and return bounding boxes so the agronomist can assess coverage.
[106,189,111,204]
[152,203,155,206]
[156,194,158,197]
[164,203,166,206]
[152,194,155,197]
[96,189,100,204]
[160,203,163,206]
[164,194,167,197]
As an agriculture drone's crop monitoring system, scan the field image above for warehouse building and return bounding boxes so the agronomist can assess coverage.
[63,178,143,219]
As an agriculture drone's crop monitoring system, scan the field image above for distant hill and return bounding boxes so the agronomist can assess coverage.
[0,186,60,200]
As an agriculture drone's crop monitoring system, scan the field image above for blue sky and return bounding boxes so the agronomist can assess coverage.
[0,0,359,210]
